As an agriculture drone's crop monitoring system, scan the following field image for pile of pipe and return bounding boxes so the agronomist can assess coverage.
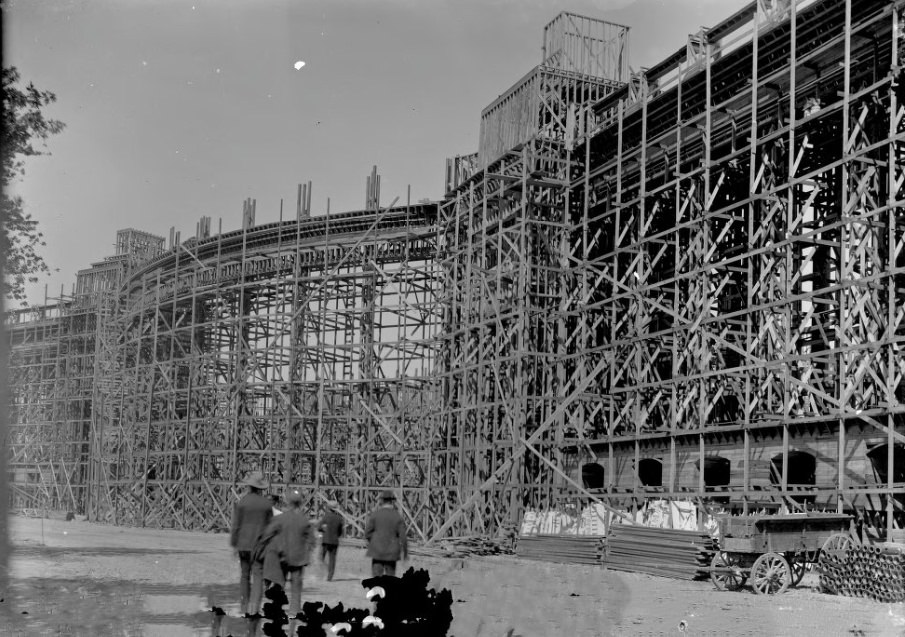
[515,534,605,564]
[819,542,905,603]
[604,525,716,581]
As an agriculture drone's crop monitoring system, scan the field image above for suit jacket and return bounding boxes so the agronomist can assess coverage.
[277,508,315,568]
[254,519,285,585]
[230,492,273,551]
[365,506,408,561]
[318,511,344,545]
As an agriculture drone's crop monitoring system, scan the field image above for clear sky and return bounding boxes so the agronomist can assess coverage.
[4,0,748,306]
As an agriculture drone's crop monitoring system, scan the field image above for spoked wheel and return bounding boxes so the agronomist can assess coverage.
[750,552,792,595]
[711,551,748,591]
[784,552,807,587]
[820,533,852,561]
[818,532,853,594]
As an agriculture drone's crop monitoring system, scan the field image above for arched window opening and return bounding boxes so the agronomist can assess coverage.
[770,450,817,505]
[695,456,731,487]
[770,450,817,487]
[581,463,605,490]
[638,458,663,487]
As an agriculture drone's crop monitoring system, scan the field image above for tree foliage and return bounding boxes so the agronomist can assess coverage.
[2,66,65,304]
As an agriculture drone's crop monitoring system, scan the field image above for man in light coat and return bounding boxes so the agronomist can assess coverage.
[364,490,408,577]
[230,470,272,615]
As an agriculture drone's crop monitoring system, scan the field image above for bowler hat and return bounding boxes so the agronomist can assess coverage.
[379,489,396,501]
[242,471,269,490]
[285,489,303,505]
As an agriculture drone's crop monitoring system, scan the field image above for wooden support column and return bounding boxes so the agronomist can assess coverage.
[837,0,852,516]
[140,273,162,527]
[886,4,900,538]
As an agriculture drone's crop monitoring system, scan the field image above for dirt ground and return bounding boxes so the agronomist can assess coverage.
[1,517,903,637]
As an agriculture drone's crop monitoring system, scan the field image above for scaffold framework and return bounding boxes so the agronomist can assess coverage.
[5,1,905,540]
[564,0,905,536]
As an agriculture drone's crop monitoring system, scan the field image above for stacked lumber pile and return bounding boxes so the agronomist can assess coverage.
[604,525,715,580]
[515,534,605,565]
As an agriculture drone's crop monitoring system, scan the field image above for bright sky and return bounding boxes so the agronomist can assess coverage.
[5,0,748,306]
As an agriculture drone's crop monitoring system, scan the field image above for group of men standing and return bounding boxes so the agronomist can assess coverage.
[229,471,408,616]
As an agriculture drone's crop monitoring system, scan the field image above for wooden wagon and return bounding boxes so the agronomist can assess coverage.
[709,512,853,594]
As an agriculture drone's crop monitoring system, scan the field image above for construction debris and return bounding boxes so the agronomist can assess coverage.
[604,525,715,580]
[448,536,515,556]
[412,536,514,559]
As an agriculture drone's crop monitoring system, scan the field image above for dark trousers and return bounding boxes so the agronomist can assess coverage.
[371,559,397,577]
[238,550,264,614]
[320,543,338,580]
[282,565,304,616]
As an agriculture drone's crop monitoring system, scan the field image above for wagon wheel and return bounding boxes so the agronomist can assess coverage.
[710,552,747,591]
[750,552,791,595]
[784,552,807,587]
[817,532,853,593]
[820,532,852,561]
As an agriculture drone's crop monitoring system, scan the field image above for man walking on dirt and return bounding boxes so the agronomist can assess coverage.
[278,489,315,616]
[317,500,344,581]
[254,488,315,618]
[230,471,272,615]
[364,490,408,577]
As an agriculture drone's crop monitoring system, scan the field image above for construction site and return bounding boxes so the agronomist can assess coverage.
[6,0,905,560]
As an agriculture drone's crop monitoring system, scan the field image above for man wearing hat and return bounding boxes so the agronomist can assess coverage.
[230,470,272,615]
[364,489,408,577]
[280,488,315,617]
[317,500,344,581]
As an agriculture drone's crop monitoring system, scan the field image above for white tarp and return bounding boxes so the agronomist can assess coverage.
[578,503,608,535]
[519,503,617,536]
[670,500,698,531]
[634,499,698,531]
[519,500,699,536]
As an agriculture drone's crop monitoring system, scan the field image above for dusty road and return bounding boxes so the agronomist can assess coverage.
[1,516,903,636]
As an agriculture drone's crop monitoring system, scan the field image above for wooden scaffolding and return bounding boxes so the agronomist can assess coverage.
[5,1,904,540]
[566,0,905,535]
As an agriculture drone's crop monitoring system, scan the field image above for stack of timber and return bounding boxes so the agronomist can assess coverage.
[515,534,605,565]
[604,525,715,580]
[819,542,905,603]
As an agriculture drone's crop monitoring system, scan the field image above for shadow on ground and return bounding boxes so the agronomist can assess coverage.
[0,577,240,636]
[14,546,205,558]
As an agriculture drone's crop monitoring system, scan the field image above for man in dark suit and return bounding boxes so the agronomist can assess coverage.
[317,500,344,581]
[364,490,408,577]
[257,488,314,617]
[230,470,272,615]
